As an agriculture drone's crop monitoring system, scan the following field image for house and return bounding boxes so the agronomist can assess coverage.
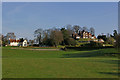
[81,30,92,39]
[72,30,96,39]
[9,38,28,47]
[23,40,27,47]
[9,38,20,46]
[72,32,80,39]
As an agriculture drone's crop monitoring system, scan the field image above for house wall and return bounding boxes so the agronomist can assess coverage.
[10,42,20,46]
[72,30,95,39]
[76,36,80,39]
[23,40,27,47]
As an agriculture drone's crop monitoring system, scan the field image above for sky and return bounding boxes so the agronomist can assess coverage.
[0,1,1,34]
[2,2,118,40]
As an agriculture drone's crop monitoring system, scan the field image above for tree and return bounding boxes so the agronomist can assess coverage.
[6,32,16,40]
[83,26,88,31]
[97,35,107,41]
[115,34,120,51]
[90,27,95,35]
[42,30,49,45]
[50,30,63,47]
[61,28,70,45]
[66,24,73,35]
[29,40,34,46]
[67,38,76,46]
[107,37,115,45]
[66,24,72,31]
[34,28,43,46]
[73,25,80,33]
[79,26,82,31]
[113,30,117,39]
[89,41,103,47]
[1,35,8,46]
[107,33,110,38]
[19,38,24,42]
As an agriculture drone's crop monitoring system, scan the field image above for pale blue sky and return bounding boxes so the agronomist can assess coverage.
[2,2,118,39]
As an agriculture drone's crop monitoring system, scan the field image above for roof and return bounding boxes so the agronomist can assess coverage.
[9,39,20,42]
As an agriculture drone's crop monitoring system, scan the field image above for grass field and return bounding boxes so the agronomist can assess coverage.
[2,47,119,78]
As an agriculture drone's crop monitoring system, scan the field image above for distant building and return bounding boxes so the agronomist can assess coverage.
[72,30,96,39]
[9,38,27,47]
[80,30,92,39]
[72,32,80,39]
[9,39,20,46]
[23,40,27,47]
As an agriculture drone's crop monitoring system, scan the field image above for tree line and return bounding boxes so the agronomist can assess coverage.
[34,24,95,47]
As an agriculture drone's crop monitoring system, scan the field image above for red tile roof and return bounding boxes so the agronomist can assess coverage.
[10,39,20,42]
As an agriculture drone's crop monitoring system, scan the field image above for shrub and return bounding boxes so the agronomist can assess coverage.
[107,37,115,45]
[68,38,77,46]
[114,34,120,51]
[83,41,103,47]
[90,41,103,47]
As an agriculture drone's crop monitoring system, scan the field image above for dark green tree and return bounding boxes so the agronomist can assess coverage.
[113,30,118,39]
[73,25,80,33]
[34,28,43,46]
[115,34,120,51]
[61,28,70,45]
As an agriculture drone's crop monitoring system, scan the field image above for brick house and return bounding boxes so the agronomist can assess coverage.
[72,30,96,39]
[9,39,20,46]
[72,32,80,39]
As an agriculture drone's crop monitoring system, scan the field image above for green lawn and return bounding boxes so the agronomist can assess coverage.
[2,47,119,78]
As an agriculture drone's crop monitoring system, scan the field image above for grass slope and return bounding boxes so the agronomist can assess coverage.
[2,47,119,78]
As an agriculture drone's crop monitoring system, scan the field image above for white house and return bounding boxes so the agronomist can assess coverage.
[9,38,28,47]
[23,40,27,47]
[10,42,20,46]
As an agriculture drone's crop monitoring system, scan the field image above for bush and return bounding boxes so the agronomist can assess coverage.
[68,38,77,46]
[90,41,103,47]
[60,47,67,51]
[107,37,115,45]
[114,34,120,51]
[83,41,103,47]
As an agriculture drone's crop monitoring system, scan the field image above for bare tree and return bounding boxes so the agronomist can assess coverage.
[83,26,88,31]
[66,24,73,36]
[50,30,63,47]
[107,33,110,38]
[29,40,34,46]
[79,26,82,31]
[6,32,16,40]
[90,27,95,35]
[66,24,72,30]
[73,25,80,33]
[34,28,43,46]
